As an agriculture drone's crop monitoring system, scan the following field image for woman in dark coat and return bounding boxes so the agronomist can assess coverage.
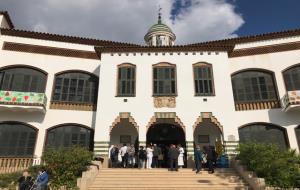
[18,170,33,190]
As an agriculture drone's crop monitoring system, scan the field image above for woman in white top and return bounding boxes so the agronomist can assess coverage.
[146,145,154,169]
[178,144,185,168]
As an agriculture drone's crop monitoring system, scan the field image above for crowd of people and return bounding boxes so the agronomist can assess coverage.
[109,143,217,173]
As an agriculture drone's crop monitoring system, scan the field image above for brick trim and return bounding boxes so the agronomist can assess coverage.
[2,42,99,60]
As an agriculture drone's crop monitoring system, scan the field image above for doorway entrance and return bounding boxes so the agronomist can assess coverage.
[146,122,186,168]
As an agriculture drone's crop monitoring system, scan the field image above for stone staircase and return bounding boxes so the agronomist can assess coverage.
[87,168,250,190]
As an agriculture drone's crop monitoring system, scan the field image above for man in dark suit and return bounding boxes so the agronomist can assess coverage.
[206,145,215,173]
[168,144,179,171]
[194,145,203,174]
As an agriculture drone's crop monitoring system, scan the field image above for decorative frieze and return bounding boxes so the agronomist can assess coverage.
[154,96,176,108]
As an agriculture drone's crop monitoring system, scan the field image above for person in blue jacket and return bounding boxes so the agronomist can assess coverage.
[36,167,49,190]
[194,145,203,174]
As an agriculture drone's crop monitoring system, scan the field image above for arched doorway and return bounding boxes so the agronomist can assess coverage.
[193,118,223,149]
[147,123,185,146]
[146,120,186,168]
[110,113,139,149]
[193,113,223,146]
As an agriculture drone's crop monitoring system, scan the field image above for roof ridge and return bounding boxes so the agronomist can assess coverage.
[0,28,140,47]
[188,28,300,46]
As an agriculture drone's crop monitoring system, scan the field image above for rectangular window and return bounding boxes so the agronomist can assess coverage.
[117,66,136,96]
[194,66,214,96]
[153,67,176,96]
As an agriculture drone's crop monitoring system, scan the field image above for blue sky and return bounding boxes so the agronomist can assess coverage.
[234,0,300,36]
[0,0,299,44]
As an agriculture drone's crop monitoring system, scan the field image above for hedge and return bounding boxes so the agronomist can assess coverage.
[237,143,300,188]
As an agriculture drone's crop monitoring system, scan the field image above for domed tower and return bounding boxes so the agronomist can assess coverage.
[144,10,176,46]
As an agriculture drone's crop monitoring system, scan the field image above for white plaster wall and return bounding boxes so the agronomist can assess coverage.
[0,15,10,29]
[94,51,237,145]
[1,35,95,51]
[229,49,300,151]
[234,35,300,49]
[0,37,100,158]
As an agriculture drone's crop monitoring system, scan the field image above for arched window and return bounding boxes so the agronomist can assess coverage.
[153,63,177,96]
[0,66,47,93]
[45,124,93,150]
[283,65,300,91]
[52,71,98,104]
[193,63,215,96]
[238,123,289,149]
[117,64,136,97]
[232,70,278,103]
[295,126,300,150]
[0,122,37,157]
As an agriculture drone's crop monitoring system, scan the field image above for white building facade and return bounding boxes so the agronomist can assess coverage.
[0,11,300,167]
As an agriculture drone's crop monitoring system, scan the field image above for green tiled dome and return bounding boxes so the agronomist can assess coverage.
[147,23,173,34]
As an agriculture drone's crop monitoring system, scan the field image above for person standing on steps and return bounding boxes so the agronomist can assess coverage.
[194,145,203,174]
[178,144,184,168]
[206,145,215,173]
[127,144,136,168]
[108,144,114,168]
[168,144,179,171]
[138,146,147,169]
[120,144,128,168]
[152,144,161,168]
[146,144,154,169]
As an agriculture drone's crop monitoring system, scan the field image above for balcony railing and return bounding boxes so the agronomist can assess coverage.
[281,90,300,112]
[0,157,34,174]
[234,100,281,111]
[0,90,47,112]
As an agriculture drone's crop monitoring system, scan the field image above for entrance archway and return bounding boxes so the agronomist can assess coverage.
[193,119,223,148]
[147,123,186,146]
[146,119,186,168]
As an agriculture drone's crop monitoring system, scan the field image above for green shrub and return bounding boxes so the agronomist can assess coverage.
[0,172,21,189]
[42,146,93,189]
[237,143,300,188]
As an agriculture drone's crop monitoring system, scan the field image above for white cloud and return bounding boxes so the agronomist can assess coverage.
[0,0,244,45]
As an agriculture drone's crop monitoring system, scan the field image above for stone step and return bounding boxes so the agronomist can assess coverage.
[93,176,243,180]
[89,188,249,190]
[93,180,245,186]
[88,184,250,189]
[87,168,249,190]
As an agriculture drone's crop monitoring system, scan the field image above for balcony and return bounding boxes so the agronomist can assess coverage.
[281,90,300,112]
[0,90,47,113]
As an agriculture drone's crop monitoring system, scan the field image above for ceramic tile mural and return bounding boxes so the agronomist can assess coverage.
[0,90,46,106]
